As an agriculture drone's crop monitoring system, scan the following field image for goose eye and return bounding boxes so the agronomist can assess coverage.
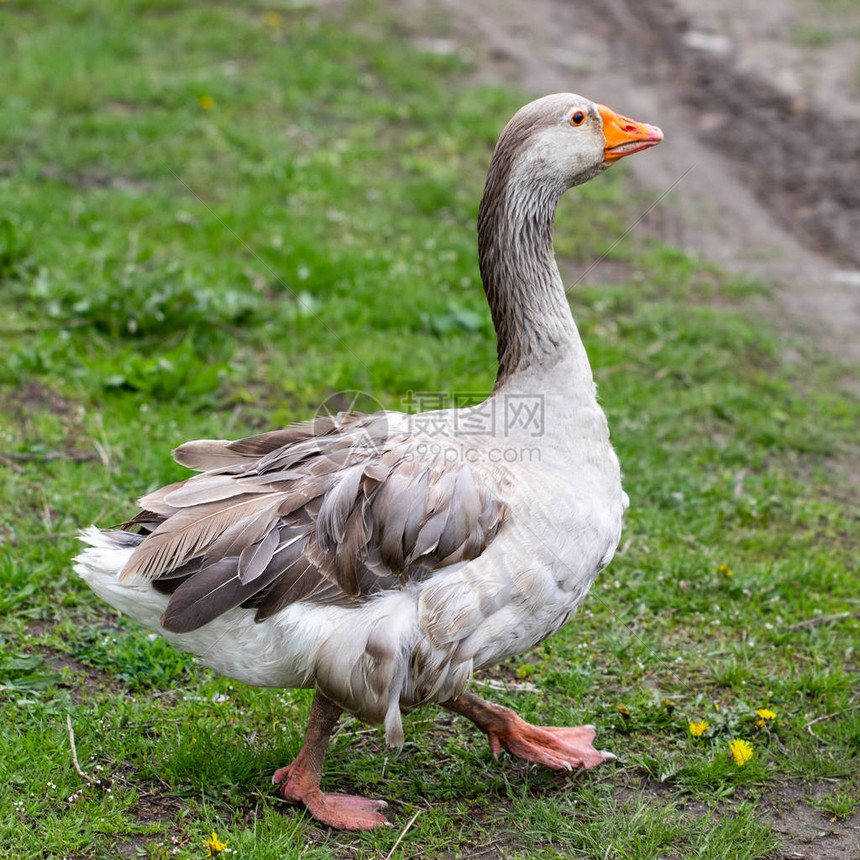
[570,111,586,126]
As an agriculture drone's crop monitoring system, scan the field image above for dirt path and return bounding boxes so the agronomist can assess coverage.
[401,0,860,856]
[408,0,860,363]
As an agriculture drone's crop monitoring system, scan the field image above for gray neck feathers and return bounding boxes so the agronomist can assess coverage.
[478,136,584,387]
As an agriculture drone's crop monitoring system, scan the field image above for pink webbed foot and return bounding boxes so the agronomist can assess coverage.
[487,719,615,771]
[272,691,390,831]
[273,765,389,830]
[444,692,615,772]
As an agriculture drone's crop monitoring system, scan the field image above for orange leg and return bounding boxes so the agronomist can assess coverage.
[272,690,389,830]
[443,692,615,771]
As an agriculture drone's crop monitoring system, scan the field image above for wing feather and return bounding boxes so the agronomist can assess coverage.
[237,527,280,584]
[121,494,284,581]
[317,464,365,549]
[125,411,506,627]
[160,557,284,633]
[172,439,250,470]
[163,475,270,508]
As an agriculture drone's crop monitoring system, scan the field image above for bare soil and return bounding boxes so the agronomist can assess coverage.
[398,0,860,856]
[768,781,860,860]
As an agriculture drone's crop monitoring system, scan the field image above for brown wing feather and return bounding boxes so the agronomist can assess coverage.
[121,495,285,580]
[172,439,250,471]
[125,412,506,631]
[160,556,284,633]
[237,528,280,584]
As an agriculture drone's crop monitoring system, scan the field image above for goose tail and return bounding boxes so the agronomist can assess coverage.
[74,526,169,629]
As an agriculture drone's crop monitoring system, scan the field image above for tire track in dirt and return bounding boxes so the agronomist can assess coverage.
[581,0,860,269]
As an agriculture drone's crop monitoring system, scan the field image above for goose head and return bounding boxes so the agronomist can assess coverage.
[479,94,662,383]
[489,93,663,197]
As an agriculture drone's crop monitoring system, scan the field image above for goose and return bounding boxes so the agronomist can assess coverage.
[75,93,662,830]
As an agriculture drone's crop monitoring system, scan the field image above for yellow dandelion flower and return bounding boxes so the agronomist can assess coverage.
[617,705,630,715]
[203,831,227,855]
[717,563,733,578]
[263,10,282,27]
[755,708,776,721]
[689,720,710,738]
[728,738,753,766]
[198,95,215,110]
[663,698,677,708]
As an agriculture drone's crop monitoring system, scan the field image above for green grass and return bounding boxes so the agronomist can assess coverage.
[1,0,859,858]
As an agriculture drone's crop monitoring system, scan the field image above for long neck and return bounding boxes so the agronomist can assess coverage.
[478,155,589,390]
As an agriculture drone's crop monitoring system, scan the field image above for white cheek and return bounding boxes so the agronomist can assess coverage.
[531,127,603,182]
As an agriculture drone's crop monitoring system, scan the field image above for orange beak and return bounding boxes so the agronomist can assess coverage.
[597,104,663,162]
